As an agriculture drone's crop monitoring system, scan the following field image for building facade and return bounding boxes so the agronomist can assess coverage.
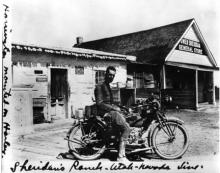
[12,43,135,130]
[76,19,219,110]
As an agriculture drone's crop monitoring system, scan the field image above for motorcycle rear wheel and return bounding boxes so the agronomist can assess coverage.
[68,122,106,160]
[151,121,189,159]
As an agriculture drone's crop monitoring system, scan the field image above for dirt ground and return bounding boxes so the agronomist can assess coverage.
[9,102,219,161]
[166,106,219,158]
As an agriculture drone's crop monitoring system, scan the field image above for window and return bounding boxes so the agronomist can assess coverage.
[144,73,156,88]
[134,72,156,88]
[135,72,144,88]
[75,66,84,75]
[95,70,105,84]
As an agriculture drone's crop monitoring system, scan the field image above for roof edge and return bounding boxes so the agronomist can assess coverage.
[75,18,194,47]
[165,19,218,68]
[12,43,136,61]
[165,19,194,62]
[192,20,218,67]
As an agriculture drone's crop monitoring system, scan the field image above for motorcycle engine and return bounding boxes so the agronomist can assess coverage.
[128,127,141,144]
[140,100,161,118]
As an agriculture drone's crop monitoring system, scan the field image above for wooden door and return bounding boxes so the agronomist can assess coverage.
[50,69,68,119]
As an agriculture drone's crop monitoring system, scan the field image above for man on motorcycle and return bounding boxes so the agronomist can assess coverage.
[94,66,131,162]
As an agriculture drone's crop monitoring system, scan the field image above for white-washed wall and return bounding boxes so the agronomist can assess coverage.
[13,63,48,98]
[12,54,127,119]
[68,59,127,115]
[68,66,95,114]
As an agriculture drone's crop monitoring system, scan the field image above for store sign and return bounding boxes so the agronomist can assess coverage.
[176,38,204,55]
[36,77,47,82]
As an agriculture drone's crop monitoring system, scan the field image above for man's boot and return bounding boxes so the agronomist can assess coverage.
[117,140,130,162]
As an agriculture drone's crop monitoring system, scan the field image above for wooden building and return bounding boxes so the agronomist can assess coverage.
[12,43,135,126]
[75,19,219,110]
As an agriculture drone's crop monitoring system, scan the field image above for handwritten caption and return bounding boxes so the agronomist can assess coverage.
[10,160,203,172]
[2,3,11,158]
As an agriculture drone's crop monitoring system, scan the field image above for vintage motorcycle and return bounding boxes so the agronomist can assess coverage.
[65,96,189,160]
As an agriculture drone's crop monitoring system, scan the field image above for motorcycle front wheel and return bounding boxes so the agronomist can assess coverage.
[68,122,106,160]
[151,121,189,159]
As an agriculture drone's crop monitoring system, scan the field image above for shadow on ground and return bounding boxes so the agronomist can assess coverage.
[56,150,165,162]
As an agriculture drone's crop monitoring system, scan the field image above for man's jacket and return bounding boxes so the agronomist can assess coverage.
[94,82,115,116]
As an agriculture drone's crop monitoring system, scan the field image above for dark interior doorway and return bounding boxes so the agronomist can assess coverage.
[50,68,68,119]
[198,71,210,103]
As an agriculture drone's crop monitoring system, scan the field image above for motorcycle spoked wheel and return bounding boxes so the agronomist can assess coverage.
[151,121,189,160]
[68,122,106,160]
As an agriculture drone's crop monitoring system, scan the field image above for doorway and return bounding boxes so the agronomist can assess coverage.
[50,68,68,119]
[198,71,211,103]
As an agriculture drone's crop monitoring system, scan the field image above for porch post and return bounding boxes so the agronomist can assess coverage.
[161,65,166,89]
[159,65,166,107]
[195,70,198,110]
[47,67,52,122]
[133,72,137,103]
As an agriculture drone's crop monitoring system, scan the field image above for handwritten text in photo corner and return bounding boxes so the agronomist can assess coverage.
[2,3,11,158]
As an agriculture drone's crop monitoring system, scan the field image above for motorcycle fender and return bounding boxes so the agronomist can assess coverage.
[166,117,184,125]
[66,118,106,138]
